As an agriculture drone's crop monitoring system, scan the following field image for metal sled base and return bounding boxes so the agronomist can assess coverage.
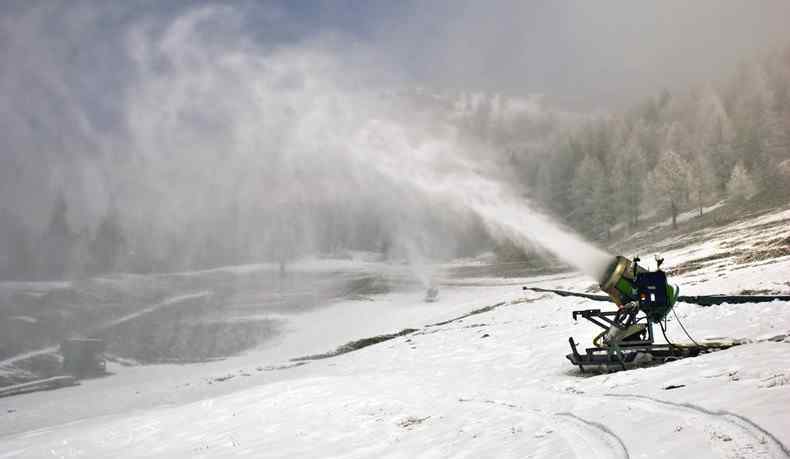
[567,337,735,373]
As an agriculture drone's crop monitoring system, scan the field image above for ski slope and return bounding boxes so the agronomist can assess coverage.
[1,212,789,458]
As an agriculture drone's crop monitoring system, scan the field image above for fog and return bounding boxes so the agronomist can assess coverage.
[387,0,790,109]
[0,0,787,276]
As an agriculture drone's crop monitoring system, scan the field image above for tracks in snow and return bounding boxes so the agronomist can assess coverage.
[458,392,789,459]
[604,393,790,458]
[552,412,630,459]
[458,398,630,459]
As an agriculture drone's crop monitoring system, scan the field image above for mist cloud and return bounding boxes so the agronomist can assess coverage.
[385,0,790,109]
[1,0,787,277]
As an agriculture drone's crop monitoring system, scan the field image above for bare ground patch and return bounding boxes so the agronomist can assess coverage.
[290,328,418,361]
[666,251,741,276]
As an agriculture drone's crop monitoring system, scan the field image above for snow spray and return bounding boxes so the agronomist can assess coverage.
[63,8,615,281]
[351,120,614,280]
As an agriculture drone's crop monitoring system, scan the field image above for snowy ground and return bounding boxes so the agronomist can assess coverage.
[1,211,789,458]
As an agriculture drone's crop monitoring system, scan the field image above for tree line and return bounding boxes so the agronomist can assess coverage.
[0,194,126,281]
[462,45,790,241]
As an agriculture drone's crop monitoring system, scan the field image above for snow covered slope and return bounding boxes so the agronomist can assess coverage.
[1,212,789,458]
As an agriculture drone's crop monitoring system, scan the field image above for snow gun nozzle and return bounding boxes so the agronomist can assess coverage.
[598,255,678,321]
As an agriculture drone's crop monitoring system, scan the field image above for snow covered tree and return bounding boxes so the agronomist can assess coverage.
[664,121,694,157]
[593,174,616,240]
[693,84,736,197]
[687,153,718,217]
[612,136,647,230]
[734,122,771,194]
[650,150,690,229]
[569,155,606,238]
[694,84,732,149]
[631,119,661,170]
[727,161,757,202]
[706,119,737,195]
[757,103,789,180]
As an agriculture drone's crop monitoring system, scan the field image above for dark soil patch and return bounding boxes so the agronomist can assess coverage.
[398,416,431,428]
[738,289,780,295]
[445,263,566,279]
[740,219,790,236]
[736,246,790,264]
[291,328,418,361]
[752,235,790,248]
[666,251,740,276]
[427,302,506,327]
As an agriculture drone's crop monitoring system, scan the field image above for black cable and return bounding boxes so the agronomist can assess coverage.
[672,308,701,347]
[659,319,676,348]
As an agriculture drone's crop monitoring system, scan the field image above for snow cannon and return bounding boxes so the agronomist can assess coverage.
[598,255,678,322]
[523,254,774,373]
[566,255,695,373]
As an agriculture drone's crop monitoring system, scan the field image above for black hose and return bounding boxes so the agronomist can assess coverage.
[659,319,676,348]
[672,308,701,347]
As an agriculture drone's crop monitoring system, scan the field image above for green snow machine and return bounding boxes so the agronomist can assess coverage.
[566,255,706,373]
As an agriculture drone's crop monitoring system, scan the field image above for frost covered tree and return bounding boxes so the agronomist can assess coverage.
[753,102,790,190]
[593,174,616,240]
[694,84,732,148]
[612,136,647,230]
[569,155,606,238]
[687,153,718,217]
[727,161,757,202]
[511,47,790,239]
[707,120,738,195]
[664,121,694,157]
[693,85,736,196]
[650,150,690,229]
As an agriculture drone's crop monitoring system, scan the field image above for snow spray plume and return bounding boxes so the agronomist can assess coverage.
[0,4,611,280]
[350,120,613,278]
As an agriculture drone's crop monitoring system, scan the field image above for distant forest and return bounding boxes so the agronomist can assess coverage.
[2,45,790,280]
[473,45,790,241]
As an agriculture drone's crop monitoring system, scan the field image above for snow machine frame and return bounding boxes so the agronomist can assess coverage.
[566,255,718,373]
[567,336,714,373]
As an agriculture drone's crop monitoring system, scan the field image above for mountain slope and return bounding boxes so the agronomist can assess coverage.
[1,210,789,458]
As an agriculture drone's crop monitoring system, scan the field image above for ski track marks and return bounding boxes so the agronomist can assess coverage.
[604,393,790,459]
[552,412,630,459]
[458,398,630,459]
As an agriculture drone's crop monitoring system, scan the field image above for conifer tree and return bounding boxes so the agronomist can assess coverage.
[612,137,647,230]
[40,193,74,278]
[91,209,126,274]
[651,150,690,229]
[687,153,717,217]
[569,155,605,238]
[0,211,35,280]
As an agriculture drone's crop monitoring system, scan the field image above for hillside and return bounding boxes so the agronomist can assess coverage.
[0,207,788,458]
